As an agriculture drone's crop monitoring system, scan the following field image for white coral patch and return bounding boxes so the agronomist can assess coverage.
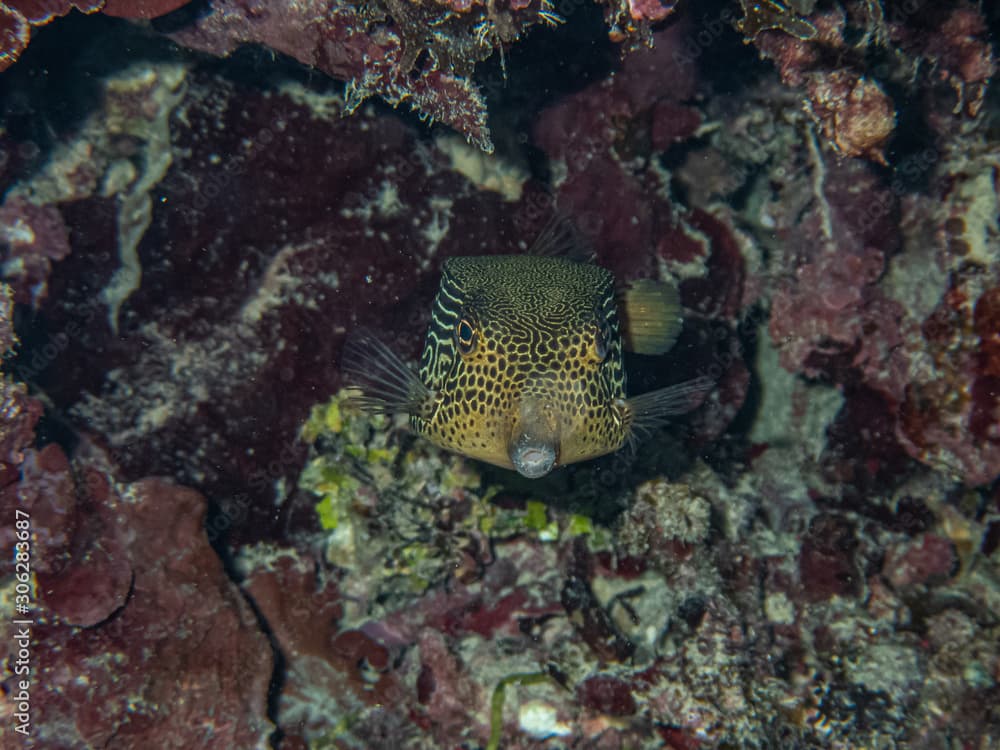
[435,134,527,201]
[518,700,571,739]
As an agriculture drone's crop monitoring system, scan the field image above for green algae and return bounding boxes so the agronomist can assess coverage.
[486,671,557,750]
[298,390,615,609]
[300,459,359,531]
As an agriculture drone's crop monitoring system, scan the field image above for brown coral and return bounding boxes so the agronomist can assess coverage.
[806,71,896,164]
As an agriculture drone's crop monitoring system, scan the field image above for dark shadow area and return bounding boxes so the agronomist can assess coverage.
[681,0,773,95]
[0,14,180,155]
[478,0,618,178]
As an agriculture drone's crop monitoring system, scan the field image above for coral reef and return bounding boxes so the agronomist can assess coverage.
[0,197,71,307]
[0,0,188,72]
[0,280,40,494]
[760,97,999,486]
[0,442,274,748]
[739,0,995,164]
[0,0,685,150]
[167,0,499,152]
[5,59,536,529]
[0,0,998,748]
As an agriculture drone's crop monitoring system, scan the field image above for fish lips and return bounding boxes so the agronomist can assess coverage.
[509,433,558,478]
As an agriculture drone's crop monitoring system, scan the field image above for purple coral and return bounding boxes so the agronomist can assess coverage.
[0,443,274,748]
[0,197,71,307]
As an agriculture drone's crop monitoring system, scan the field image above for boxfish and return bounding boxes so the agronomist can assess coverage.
[342,228,711,478]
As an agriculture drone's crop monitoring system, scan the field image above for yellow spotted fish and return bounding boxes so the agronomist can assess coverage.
[342,236,711,478]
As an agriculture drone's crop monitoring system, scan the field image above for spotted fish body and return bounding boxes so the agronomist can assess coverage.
[417,256,628,473]
[342,252,710,478]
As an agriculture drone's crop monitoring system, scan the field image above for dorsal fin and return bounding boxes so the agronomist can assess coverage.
[528,212,595,263]
[616,278,683,355]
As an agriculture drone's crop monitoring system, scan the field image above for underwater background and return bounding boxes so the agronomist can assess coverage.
[0,0,998,748]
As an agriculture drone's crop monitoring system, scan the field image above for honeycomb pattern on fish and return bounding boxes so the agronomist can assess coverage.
[416,255,629,469]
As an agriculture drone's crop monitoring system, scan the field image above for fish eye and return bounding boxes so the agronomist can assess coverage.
[456,318,477,354]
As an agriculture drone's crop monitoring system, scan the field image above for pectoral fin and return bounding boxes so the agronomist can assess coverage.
[340,329,436,419]
[618,278,683,355]
[625,376,714,440]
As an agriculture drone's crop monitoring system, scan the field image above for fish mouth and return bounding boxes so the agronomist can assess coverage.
[509,435,557,478]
